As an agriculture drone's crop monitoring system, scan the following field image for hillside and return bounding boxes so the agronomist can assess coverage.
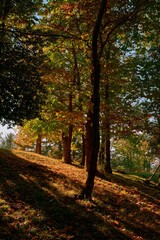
[0,149,160,240]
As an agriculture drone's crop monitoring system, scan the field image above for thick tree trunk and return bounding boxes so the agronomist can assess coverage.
[62,125,73,164]
[35,133,42,154]
[80,0,107,199]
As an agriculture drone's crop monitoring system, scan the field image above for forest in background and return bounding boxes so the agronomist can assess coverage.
[0,0,160,198]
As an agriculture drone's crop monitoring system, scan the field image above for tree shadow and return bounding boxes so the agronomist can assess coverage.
[101,172,160,205]
[0,150,129,240]
[92,175,160,240]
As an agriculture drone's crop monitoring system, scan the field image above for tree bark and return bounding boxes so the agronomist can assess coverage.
[99,134,105,166]
[85,110,93,171]
[104,83,112,174]
[104,129,112,174]
[80,133,86,166]
[62,124,73,164]
[62,90,73,164]
[80,0,107,199]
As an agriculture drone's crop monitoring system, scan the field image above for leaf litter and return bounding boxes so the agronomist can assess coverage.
[0,149,160,240]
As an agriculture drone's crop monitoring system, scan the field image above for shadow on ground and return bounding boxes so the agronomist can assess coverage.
[0,150,131,240]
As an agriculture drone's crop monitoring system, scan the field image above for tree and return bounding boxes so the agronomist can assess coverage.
[79,0,158,199]
[14,119,43,152]
[14,118,62,155]
[96,0,160,177]
[79,0,107,199]
[135,48,160,157]
[38,1,93,164]
[41,0,159,197]
[5,0,158,199]
[0,0,46,125]
[112,134,152,172]
[0,132,15,149]
[41,43,87,163]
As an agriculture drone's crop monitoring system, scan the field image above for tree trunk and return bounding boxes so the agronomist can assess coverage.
[99,134,105,166]
[146,164,160,184]
[80,0,107,199]
[62,90,73,164]
[104,94,112,173]
[104,126,112,173]
[85,110,93,171]
[62,125,73,164]
[158,173,160,188]
[80,133,86,166]
[35,133,42,154]
[104,73,112,174]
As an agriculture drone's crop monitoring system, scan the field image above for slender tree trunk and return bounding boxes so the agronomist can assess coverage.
[62,125,73,164]
[80,133,86,166]
[35,133,42,154]
[146,164,160,183]
[85,110,93,171]
[104,128,112,173]
[99,133,105,166]
[104,83,112,173]
[80,0,107,199]
[62,92,73,164]
[57,140,62,158]
[72,46,86,167]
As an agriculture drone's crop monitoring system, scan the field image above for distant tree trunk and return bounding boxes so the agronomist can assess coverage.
[104,83,112,174]
[99,128,112,174]
[72,44,86,166]
[99,134,105,166]
[35,133,42,154]
[85,110,93,171]
[80,0,107,199]
[62,124,73,164]
[104,128,112,174]
[62,91,73,164]
[57,141,62,158]
[158,174,160,188]
[146,164,160,186]
[80,133,86,166]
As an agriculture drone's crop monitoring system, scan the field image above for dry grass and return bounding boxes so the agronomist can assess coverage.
[0,149,160,240]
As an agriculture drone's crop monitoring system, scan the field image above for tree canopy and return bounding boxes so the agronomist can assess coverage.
[0,0,46,125]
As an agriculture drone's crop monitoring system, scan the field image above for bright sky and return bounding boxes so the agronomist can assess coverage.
[0,124,16,136]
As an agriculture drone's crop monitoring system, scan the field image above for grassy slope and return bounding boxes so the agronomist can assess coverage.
[0,149,160,240]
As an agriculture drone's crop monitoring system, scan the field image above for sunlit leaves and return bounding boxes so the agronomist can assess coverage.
[112,134,152,172]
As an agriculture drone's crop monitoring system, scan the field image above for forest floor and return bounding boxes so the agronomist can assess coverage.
[0,149,160,240]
